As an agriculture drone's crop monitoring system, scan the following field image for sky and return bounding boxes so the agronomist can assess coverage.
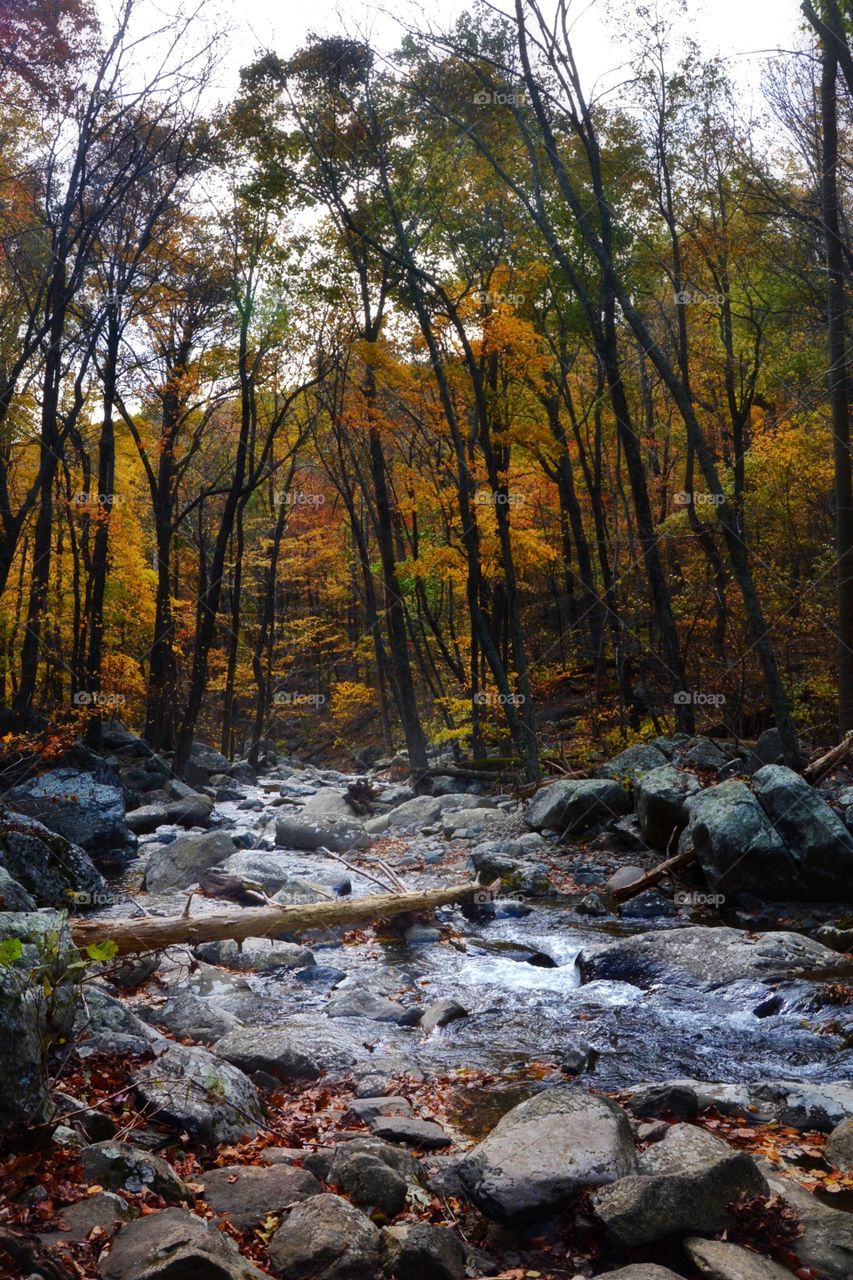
[100,0,809,107]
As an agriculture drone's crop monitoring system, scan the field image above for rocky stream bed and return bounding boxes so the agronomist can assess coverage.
[2,726,853,1279]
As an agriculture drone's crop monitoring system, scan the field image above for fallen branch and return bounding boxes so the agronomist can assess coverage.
[70,880,489,956]
[610,846,697,903]
[803,732,853,784]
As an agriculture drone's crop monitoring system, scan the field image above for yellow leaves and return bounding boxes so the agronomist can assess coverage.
[329,680,377,721]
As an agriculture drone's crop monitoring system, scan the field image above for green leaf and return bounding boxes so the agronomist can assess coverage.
[85,940,119,963]
[0,937,23,967]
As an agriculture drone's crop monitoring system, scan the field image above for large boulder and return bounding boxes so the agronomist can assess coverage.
[764,1166,853,1280]
[274,812,368,852]
[827,1116,853,1170]
[194,938,315,972]
[143,830,236,892]
[457,1086,636,1224]
[381,1222,466,1280]
[687,780,805,899]
[100,1207,267,1280]
[635,765,701,850]
[81,1141,190,1203]
[213,1026,322,1081]
[752,764,853,897]
[0,808,106,906]
[133,1044,264,1144]
[267,1193,382,1280]
[0,910,80,1129]
[526,778,631,835]
[7,767,134,863]
[598,743,669,786]
[577,926,846,990]
[140,994,240,1046]
[592,1123,767,1247]
[684,1236,797,1280]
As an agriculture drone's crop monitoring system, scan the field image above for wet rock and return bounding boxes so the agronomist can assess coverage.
[0,809,107,906]
[370,1116,452,1148]
[143,830,236,892]
[619,889,677,919]
[420,999,468,1031]
[81,1141,190,1202]
[688,781,805,899]
[381,1221,466,1280]
[100,1206,266,1279]
[328,1147,409,1216]
[469,847,554,896]
[0,910,79,1129]
[193,938,315,972]
[605,865,645,892]
[827,1116,853,1170]
[526,778,631,834]
[592,1123,767,1247]
[635,765,701,849]
[274,812,368,852]
[267,1193,381,1280]
[576,892,608,916]
[598,743,668,786]
[346,1096,412,1122]
[227,761,257,785]
[764,1166,853,1280]
[133,1044,264,1144]
[126,804,169,834]
[577,926,845,989]
[40,1191,131,1245]
[212,1026,322,1081]
[458,1086,636,1224]
[199,1164,321,1228]
[752,764,853,897]
[8,768,134,863]
[623,1084,699,1121]
[326,986,422,1025]
[141,994,240,1046]
[684,1236,796,1280]
[750,1080,853,1132]
[221,849,348,898]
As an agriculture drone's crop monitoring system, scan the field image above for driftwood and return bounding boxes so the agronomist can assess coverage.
[610,846,697,903]
[70,880,488,957]
[803,732,853,784]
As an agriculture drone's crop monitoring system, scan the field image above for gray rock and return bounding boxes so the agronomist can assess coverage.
[370,1116,452,1148]
[0,808,107,906]
[598,743,669,785]
[267,1193,381,1280]
[101,1206,266,1279]
[0,911,79,1130]
[752,764,853,897]
[213,1026,322,1081]
[328,1148,409,1216]
[81,1141,190,1202]
[0,865,37,910]
[143,830,236,891]
[227,761,257,785]
[133,1044,264,1144]
[76,985,161,1051]
[381,1222,466,1280]
[635,765,701,850]
[679,736,734,772]
[764,1166,853,1279]
[619,889,677,919]
[469,847,554,896]
[40,1191,131,1245]
[458,1086,636,1224]
[326,987,422,1025]
[142,994,240,1046]
[748,1080,853,1133]
[827,1116,853,1170]
[576,891,608,916]
[346,1096,412,1122]
[7,768,132,860]
[193,938,315,972]
[684,1236,796,1280]
[126,804,169,835]
[688,780,805,899]
[334,1135,421,1181]
[750,727,787,767]
[595,1270,687,1280]
[624,1084,699,1121]
[593,1123,767,1246]
[441,807,510,838]
[577,926,844,989]
[420,999,468,1032]
[274,812,368,852]
[526,778,631,835]
[199,1163,321,1227]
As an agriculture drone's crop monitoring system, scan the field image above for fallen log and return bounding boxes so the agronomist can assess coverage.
[610,847,697,903]
[803,732,853,784]
[70,880,490,956]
